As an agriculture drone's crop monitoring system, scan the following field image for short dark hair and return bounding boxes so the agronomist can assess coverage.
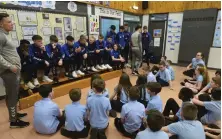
[107,35,112,39]
[50,35,58,43]
[69,88,81,102]
[0,13,9,21]
[90,74,102,88]
[146,82,162,95]
[99,34,104,39]
[143,26,148,30]
[159,61,166,66]
[182,103,198,120]
[120,26,124,30]
[20,39,30,45]
[212,76,221,87]
[215,70,221,76]
[110,25,116,30]
[129,86,140,101]
[178,87,194,101]
[80,35,86,40]
[167,60,172,65]
[136,75,147,86]
[135,25,142,31]
[211,87,221,101]
[66,35,74,41]
[92,79,105,93]
[38,84,52,98]
[147,110,165,132]
[124,23,128,26]
[32,35,42,41]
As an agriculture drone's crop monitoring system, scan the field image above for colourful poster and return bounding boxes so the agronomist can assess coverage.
[213,10,221,47]
[89,15,99,34]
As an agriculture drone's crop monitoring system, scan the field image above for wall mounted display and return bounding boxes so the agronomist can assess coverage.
[153,29,162,37]
[22,26,37,36]
[64,17,72,31]
[68,1,77,12]
[55,18,62,23]
[212,10,221,47]
[54,27,63,40]
[42,13,49,19]
[89,15,99,34]
[17,11,37,26]
[3,1,56,9]
[76,16,84,31]
[42,27,52,35]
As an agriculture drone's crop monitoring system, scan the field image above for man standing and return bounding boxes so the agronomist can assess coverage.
[0,13,29,128]
[142,26,152,67]
[131,25,143,75]
[123,24,131,67]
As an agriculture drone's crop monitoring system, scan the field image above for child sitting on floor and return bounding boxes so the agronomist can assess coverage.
[146,82,163,113]
[142,66,156,82]
[110,72,132,112]
[33,84,64,134]
[136,110,169,139]
[114,86,146,138]
[192,88,221,127]
[198,76,221,94]
[163,87,193,125]
[162,103,205,139]
[86,78,111,139]
[87,73,109,98]
[61,88,90,138]
[166,60,175,81]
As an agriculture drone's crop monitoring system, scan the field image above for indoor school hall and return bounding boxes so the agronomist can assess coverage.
[0,1,221,139]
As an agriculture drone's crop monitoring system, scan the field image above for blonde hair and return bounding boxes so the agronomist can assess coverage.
[197,67,210,87]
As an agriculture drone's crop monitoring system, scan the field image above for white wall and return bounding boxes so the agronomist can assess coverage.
[207,48,221,69]
[164,13,183,64]
[142,15,149,28]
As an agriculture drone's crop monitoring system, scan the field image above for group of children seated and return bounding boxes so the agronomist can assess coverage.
[17,34,126,90]
[31,59,221,139]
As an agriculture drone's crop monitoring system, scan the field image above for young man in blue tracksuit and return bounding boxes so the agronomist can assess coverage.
[62,36,78,78]
[106,25,116,44]
[45,35,63,83]
[105,36,114,67]
[142,26,152,67]
[116,26,126,59]
[74,35,88,75]
[95,35,112,70]
[123,24,131,66]
[29,35,53,85]
[87,36,98,72]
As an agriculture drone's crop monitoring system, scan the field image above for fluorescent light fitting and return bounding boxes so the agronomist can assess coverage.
[132,6,138,10]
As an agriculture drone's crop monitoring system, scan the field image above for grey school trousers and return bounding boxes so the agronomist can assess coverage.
[0,70,20,122]
[131,47,142,72]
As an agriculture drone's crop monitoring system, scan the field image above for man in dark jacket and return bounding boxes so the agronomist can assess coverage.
[142,26,152,67]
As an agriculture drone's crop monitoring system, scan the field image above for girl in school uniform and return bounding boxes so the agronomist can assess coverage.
[183,52,205,78]
[87,74,109,98]
[136,75,150,108]
[111,44,125,70]
[110,73,132,112]
[183,66,209,93]
[198,76,221,94]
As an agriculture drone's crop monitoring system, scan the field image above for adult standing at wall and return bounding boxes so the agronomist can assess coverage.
[0,13,30,128]
[131,25,143,75]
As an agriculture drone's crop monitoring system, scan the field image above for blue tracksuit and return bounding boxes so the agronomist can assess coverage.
[96,40,106,50]
[61,43,76,60]
[106,31,116,43]
[28,44,48,64]
[74,41,87,54]
[45,43,63,60]
[116,32,125,49]
[17,47,32,66]
[88,41,97,53]
[106,41,114,49]
[142,32,152,50]
[123,31,131,46]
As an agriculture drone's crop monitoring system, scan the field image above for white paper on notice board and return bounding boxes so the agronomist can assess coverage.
[154,38,160,47]
[17,11,37,26]
[22,27,37,36]
[42,27,52,35]
[76,17,84,31]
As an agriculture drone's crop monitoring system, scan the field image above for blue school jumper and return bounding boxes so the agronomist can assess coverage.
[106,31,116,43]
[29,44,48,64]
[87,41,97,53]
[116,32,125,49]
[111,49,121,59]
[74,41,87,54]
[17,47,32,66]
[142,32,152,50]
[45,43,63,60]
[96,40,106,51]
[61,43,76,60]
[123,30,131,46]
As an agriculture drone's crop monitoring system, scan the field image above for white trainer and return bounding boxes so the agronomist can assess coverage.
[43,76,53,83]
[105,64,112,69]
[92,66,98,72]
[33,78,40,86]
[87,67,91,70]
[26,81,35,89]
[72,71,78,78]
[101,64,107,69]
[77,70,85,76]
[96,65,103,70]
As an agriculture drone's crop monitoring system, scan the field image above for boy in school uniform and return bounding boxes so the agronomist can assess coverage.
[146,82,163,112]
[45,35,63,83]
[111,44,125,70]
[116,26,125,55]
[142,66,156,82]
[162,103,206,139]
[95,35,112,70]
[62,36,78,78]
[155,61,173,89]
[61,88,90,138]
[114,86,146,138]
[192,87,221,127]
[17,39,36,89]
[106,25,116,43]
[136,110,169,139]
[29,35,53,85]
[166,60,175,81]
[86,78,111,139]
[74,35,88,74]
[142,26,152,67]
[87,36,98,72]
[33,84,65,134]
[123,24,131,66]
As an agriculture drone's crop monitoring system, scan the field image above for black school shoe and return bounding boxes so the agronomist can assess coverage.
[10,119,30,128]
